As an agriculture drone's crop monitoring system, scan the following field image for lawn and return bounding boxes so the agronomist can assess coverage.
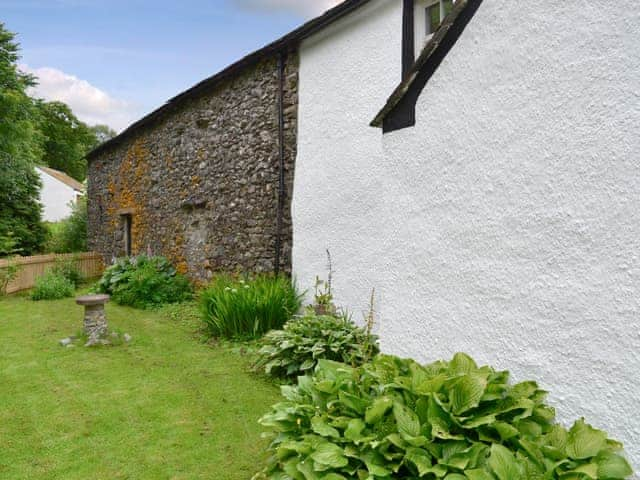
[0,294,280,479]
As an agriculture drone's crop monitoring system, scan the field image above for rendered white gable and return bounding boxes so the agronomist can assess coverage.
[36,167,83,222]
[293,0,640,470]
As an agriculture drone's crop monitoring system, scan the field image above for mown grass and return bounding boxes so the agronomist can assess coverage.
[0,294,279,479]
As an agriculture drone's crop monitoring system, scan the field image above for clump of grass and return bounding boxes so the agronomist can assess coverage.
[31,271,75,301]
[200,274,303,339]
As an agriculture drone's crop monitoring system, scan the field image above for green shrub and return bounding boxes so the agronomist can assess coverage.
[45,197,87,253]
[254,353,633,480]
[31,271,75,301]
[50,257,82,287]
[0,257,20,296]
[200,274,303,339]
[0,232,21,257]
[254,310,379,380]
[96,255,192,309]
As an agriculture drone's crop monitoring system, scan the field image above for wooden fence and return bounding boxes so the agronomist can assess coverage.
[0,252,105,294]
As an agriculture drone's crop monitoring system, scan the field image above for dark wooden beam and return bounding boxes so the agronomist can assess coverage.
[402,0,415,79]
[372,0,484,132]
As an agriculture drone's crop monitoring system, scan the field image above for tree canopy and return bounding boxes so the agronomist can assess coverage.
[0,22,116,256]
[37,100,97,181]
[0,22,47,255]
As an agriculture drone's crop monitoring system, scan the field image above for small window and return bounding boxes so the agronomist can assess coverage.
[426,0,454,36]
[443,0,454,16]
[122,214,132,257]
[426,3,440,35]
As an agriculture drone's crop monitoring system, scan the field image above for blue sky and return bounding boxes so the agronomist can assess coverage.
[2,0,340,130]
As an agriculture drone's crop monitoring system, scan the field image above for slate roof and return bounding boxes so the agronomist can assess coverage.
[87,0,482,155]
[37,166,85,192]
[87,0,372,160]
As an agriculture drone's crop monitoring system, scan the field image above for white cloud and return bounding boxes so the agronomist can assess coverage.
[20,65,137,132]
[234,0,343,17]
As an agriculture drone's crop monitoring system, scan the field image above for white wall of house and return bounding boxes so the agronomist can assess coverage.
[36,167,80,222]
[293,0,403,315]
[293,0,640,470]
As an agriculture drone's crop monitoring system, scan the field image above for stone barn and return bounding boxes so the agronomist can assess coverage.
[87,48,301,280]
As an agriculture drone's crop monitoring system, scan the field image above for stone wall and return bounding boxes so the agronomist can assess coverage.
[88,51,298,281]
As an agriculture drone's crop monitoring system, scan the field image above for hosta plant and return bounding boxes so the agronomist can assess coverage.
[254,353,633,480]
[96,255,192,309]
[254,310,379,380]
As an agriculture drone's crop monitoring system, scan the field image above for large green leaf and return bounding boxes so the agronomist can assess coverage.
[449,353,478,375]
[428,395,461,440]
[344,419,366,442]
[365,397,393,425]
[394,402,421,438]
[564,462,599,479]
[450,373,488,415]
[360,451,392,477]
[465,468,495,480]
[493,421,519,441]
[414,374,447,395]
[488,444,522,480]
[310,443,349,469]
[321,474,348,480]
[298,460,322,479]
[595,451,633,479]
[462,414,497,429]
[311,417,341,439]
[405,447,434,476]
[566,419,608,460]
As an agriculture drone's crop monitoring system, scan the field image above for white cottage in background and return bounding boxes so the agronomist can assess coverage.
[292,0,640,468]
[36,166,84,222]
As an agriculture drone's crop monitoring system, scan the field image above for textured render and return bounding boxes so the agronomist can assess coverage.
[88,54,298,279]
[293,0,403,310]
[293,0,640,470]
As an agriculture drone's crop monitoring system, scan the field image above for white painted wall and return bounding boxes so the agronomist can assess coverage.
[293,0,640,470]
[294,0,403,313]
[36,167,80,222]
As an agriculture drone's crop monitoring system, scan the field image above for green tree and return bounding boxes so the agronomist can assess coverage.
[45,196,87,253]
[0,22,46,256]
[37,100,98,181]
[90,124,117,145]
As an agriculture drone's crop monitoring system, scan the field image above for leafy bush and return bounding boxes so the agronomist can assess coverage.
[254,310,379,380]
[31,271,75,301]
[50,257,82,287]
[44,197,87,253]
[0,232,21,257]
[200,274,303,339]
[96,255,192,309]
[254,353,633,480]
[0,257,20,296]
